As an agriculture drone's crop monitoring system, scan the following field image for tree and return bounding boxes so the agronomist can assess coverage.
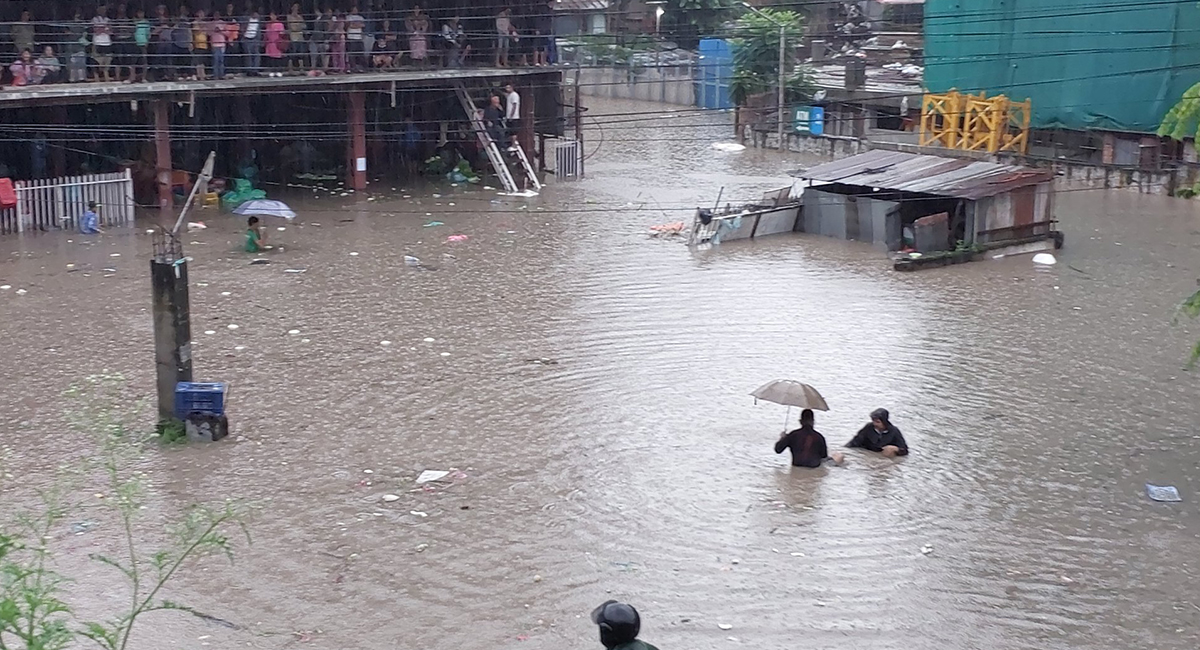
[1157,82,1200,142]
[659,0,736,48]
[728,8,813,107]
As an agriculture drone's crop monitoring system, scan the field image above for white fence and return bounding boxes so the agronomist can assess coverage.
[0,170,135,235]
[555,140,582,178]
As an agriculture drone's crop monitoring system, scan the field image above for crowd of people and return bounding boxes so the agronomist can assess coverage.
[2,3,558,87]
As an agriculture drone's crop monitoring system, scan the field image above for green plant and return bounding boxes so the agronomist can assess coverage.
[1177,287,1200,367]
[157,418,186,445]
[0,488,73,650]
[728,9,813,107]
[0,376,248,650]
[1158,81,1200,141]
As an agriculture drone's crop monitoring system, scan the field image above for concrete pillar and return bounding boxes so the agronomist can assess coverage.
[51,106,68,177]
[1102,132,1115,165]
[233,96,253,166]
[347,90,367,191]
[153,100,172,212]
[151,256,194,420]
[520,83,535,163]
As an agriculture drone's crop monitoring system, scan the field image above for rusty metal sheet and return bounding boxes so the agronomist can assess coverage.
[798,149,1054,200]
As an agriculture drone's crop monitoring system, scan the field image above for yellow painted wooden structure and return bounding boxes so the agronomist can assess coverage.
[919,90,1031,155]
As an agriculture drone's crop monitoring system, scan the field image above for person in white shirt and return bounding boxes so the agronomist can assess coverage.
[346,6,365,72]
[93,5,115,82]
[504,83,521,150]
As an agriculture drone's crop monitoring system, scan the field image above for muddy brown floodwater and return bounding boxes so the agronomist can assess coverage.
[2,98,1200,650]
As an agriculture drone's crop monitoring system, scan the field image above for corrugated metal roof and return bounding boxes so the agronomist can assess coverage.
[798,150,1054,200]
[553,0,610,12]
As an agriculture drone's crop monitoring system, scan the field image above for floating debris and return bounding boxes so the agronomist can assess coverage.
[416,470,450,484]
[1147,484,1182,502]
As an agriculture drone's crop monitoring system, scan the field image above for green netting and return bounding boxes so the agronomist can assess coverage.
[925,0,1200,133]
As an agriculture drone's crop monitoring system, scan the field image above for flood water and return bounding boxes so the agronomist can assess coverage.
[2,98,1200,650]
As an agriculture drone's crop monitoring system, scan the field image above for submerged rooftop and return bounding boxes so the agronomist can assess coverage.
[798,149,1055,200]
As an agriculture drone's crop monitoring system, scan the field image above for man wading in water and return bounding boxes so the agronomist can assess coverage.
[775,408,844,467]
[846,408,909,457]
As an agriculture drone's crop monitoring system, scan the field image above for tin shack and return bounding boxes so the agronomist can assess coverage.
[797,150,1060,265]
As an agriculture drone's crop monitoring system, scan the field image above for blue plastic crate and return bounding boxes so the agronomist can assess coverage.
[174,382,228,418]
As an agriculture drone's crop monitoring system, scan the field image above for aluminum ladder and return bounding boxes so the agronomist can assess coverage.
[453,83,541,193]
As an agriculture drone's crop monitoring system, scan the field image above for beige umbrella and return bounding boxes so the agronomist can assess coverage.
[751,379,829,430]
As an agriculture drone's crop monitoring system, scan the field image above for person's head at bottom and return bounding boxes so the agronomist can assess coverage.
[800,408,814,427]
[870,408,889,432]
[592,600,639,649]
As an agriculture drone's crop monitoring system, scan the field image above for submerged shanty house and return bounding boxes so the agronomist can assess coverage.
[797,150,1059,261]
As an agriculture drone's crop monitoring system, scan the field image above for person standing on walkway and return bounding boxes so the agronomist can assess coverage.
[13,10,36,58]
[170,10,193,80]
[286,3,307,73]
[313,7,333,71]
[192,9,210,80]
[133,8,151,81]
[66,8,90,83]
[264,12,285,75]
[494,8,512,67]
[92,5,115,82]
[112,4,136,82]
[406,5,429,67]
[345,5,366,72]
[221,4,239,72]
[210,12,227,79]
[150,4,171,80]
[242,9,263,76]
[330,11,347,73]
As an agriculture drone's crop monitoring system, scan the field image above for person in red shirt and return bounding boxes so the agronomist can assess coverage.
[264,12,286,75]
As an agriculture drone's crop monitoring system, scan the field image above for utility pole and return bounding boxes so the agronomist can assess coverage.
[742,2,789,151]
[574,66,584,178]
[151,152,214,421]
[777,24,786,151]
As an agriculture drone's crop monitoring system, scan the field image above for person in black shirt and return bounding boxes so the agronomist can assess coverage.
[776,409,840,467]
[482,93,505,145]
[846,408,909,457]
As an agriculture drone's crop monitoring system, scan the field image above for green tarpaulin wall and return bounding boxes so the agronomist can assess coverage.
[925,0,1200,134]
